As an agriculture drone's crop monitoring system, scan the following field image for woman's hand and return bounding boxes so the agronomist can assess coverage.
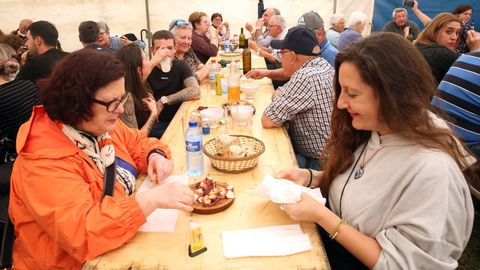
[153,181,194,212]
[275,167,310,187]
[467,30,480,51]
[280,193,324,222]
[147,153,173,183]
[143,97,158,117]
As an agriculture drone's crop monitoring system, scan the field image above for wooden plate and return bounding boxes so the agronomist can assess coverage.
[190,182,234,214]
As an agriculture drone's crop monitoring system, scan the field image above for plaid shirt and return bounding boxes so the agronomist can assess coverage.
[264,57,334,158]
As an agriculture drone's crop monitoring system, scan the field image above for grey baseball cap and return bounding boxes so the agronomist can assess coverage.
[297,11,324,30]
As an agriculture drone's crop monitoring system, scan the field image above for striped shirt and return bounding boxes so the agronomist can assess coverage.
[431,51,480,146]
[0,80,40,142]
[264,57,334,158]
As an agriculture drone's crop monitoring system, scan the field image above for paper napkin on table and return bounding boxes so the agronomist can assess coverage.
[252,175,326,204]
[137,174,188,232]
[222,224,311,258]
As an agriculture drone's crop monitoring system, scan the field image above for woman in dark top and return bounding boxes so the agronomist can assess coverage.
[415,13,461,84]
[188,11,219,64]
[452,5,474,54]
[0,44,40,222]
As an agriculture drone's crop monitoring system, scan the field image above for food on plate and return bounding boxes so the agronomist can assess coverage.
[192,177,234,207]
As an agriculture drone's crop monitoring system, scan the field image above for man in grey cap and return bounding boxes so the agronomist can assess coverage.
[298,11,337,66]
[261,26,334,170]
[246,11,337,82]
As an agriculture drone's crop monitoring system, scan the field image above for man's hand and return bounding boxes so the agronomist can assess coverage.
[246,69,269,79]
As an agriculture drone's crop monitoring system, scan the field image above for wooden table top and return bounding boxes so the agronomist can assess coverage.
[84,56,331,270]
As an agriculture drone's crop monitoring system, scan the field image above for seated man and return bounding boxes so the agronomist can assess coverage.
[78,21,113,53]
[97,21,145,52]
[147,30,201,138]
[245,7,281,48]
[382,7,420,41]
[262,26,334,170]
[248,15,287,65]
[16,20,68,83]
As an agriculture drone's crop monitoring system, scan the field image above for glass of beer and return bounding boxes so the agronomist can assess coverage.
[227,73,241,102]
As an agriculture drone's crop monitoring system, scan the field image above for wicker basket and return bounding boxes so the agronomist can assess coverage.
[219,52,242,63]
[203,135,265,173]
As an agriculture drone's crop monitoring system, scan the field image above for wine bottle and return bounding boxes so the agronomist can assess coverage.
[242,38,251,74]
[239,28,245,49]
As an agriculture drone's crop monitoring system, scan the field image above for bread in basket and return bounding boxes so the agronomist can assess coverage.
[203,135,265,173]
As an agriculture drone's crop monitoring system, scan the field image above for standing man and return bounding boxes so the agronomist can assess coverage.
[147,30,200,138]
[382,8,420,41]
[16,20,68,83]
[262,26,334,169]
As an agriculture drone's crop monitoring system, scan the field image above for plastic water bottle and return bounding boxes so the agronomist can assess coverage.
[224,39,231,53]
[208,59,221,92]
[186,120,204,176]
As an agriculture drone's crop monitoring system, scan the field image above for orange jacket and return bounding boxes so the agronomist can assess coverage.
[9,106,172,269]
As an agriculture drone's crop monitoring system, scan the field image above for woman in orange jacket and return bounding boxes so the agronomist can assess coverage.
[9,50,194,269]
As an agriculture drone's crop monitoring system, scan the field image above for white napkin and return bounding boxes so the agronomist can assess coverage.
[137,174,188,232]
[252,175,326,204]
[222,224,311,258]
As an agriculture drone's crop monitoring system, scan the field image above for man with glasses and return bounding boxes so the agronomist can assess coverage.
[246,7,281,48]
[147,30,200,138]
[248,15,287,65]
[261,26,334,170]
[97,21,145,52]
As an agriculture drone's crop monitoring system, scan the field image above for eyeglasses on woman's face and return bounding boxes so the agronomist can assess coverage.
[93,92,130,112]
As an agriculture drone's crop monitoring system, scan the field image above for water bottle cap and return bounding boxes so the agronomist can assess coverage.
[188,120,198,127]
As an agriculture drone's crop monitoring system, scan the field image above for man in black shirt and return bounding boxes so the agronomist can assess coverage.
[147,30,200,138]
[16,20,68,83]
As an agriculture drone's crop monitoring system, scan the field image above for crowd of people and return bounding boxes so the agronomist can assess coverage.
[1,1,479,269]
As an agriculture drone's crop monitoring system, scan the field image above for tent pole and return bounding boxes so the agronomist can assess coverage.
[145,0,152,58]
[333,0,337,14]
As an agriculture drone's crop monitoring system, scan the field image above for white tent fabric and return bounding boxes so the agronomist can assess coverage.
[3,0,375,52]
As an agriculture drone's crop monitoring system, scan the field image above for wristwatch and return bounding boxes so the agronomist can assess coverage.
[160,96,168,105]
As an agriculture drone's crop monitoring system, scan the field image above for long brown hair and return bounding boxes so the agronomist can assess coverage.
[415,13,461,46]
[320,32,473,193]
[116,43,151,127]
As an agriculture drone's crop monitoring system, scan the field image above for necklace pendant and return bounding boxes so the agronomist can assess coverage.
[354,167,364,179]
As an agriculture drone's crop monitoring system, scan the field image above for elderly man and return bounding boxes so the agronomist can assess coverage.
[245,7,281,47]
[147,30,200,138]
[16,20,68,83]
[97,21,145,52]
[382,7,420,41]
[246,11,337,82]
[262,26,334,169]
[248,15,287,64]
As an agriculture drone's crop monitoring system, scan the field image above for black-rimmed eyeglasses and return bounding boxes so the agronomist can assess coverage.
[93,92,130,112]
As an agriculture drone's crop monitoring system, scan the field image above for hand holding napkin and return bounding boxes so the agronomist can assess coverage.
[252,175,326,204]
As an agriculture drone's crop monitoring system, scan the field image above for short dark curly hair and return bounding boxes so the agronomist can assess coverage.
[39,50,125,126]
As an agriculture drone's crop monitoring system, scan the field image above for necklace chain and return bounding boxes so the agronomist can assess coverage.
[360,146,386,169]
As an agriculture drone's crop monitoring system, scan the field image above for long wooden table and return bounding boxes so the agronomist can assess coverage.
[84,56,330,270]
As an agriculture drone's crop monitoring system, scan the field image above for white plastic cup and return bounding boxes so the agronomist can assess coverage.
[161,57,171,72]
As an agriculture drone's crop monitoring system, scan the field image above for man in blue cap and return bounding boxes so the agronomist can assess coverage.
[261,26,334,170]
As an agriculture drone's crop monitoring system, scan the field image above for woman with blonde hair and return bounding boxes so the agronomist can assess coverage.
[189,11,219,64]
[277,33,474,269]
